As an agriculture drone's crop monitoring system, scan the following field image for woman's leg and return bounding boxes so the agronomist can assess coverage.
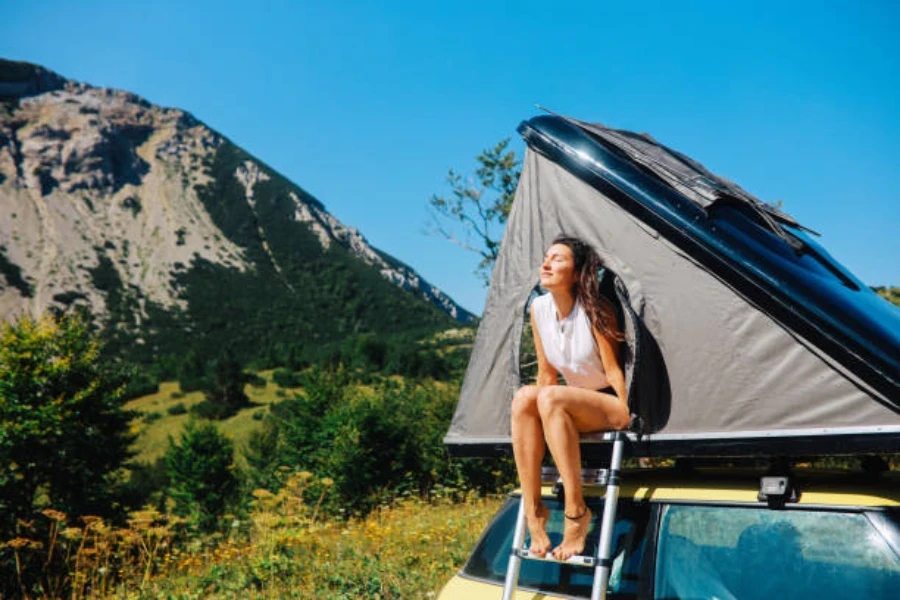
[511,385,551,556]
[536,386,629,560]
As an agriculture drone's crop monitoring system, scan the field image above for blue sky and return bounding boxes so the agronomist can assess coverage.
[3,1,898,315]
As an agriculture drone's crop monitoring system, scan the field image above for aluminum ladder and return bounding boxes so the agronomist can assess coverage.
[501,430,626,600]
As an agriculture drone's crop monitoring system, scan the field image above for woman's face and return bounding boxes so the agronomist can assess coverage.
[540,243,576,293]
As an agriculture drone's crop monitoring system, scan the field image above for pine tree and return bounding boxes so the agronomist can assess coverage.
[164,419,238,530]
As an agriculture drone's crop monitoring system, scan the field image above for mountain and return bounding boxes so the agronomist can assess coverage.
[0,58,475,368]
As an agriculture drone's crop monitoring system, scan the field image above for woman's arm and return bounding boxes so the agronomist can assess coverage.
[531,306,558,386]
[595,328,627,405]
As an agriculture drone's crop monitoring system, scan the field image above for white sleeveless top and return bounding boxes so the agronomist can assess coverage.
[532,293,609,390]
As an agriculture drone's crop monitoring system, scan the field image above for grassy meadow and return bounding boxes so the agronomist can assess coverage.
[126,370,300,464]
[19,477,503,599]
[124,369,454,465]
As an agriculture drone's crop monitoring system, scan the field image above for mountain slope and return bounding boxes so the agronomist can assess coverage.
[0,58,474,366]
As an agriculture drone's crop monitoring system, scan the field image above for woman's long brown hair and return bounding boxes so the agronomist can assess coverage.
[552,235,624,343]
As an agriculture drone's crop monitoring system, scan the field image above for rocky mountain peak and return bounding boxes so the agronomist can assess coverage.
[0,58,474,366]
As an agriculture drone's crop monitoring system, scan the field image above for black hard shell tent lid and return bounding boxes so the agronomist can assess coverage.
[445,114,900,458]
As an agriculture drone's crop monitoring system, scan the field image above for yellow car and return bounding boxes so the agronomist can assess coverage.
[439,464,900,599]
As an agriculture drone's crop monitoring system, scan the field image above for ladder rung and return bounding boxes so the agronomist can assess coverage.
[515,548,596,567]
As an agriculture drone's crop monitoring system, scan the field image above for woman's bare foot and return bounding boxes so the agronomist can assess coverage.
[525,503,552,557]
[551,505,592,561]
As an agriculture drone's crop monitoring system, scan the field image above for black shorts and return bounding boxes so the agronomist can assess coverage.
[597,386,615,395]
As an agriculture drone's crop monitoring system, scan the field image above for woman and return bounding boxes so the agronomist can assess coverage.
[511,235,631,561]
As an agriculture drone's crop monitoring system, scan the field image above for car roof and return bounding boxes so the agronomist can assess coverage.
[534,467,900,508]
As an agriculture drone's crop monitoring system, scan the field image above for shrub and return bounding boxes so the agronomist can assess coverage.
[142,411,163,424]
[167,402,188,416]
[272,368,302,388]
[247,373,267,388]
[121,195,142,217]
[122,369,160,400]
[190,399,232,420]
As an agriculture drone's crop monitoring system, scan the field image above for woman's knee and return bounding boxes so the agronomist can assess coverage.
[609,404,632,431]
[511,385,539,420]
[536,385,565,417]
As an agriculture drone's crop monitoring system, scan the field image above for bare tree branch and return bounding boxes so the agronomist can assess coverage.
[427,139,521,286]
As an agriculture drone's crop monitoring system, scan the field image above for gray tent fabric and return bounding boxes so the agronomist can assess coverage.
[445,133,900,456]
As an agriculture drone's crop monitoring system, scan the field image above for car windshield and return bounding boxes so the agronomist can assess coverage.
[654,505,900,600]
[461,495,649,599]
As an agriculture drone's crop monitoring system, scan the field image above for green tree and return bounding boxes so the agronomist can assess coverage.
[191,350,253,420]
[176,349,207,393]
[164,419,238,530]
[429,138,521,284]
[243,421,281,492]
[0,313,134,538]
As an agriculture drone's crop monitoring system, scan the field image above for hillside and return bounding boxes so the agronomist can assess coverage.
[0,58,474,368]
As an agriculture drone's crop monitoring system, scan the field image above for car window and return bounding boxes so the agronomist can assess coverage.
[654,505,900,600]
[462,496,650,599]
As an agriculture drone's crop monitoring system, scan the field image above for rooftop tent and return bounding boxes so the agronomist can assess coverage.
[445,114,900,458]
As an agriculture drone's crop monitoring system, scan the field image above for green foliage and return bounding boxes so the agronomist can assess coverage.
[0,314,134,536]
[119,457,169,511]
[265,328,471,384]
[385,340,450,379]
[190,352,254,420]
[242,422,282,493]
[244,367,515,515]
[272,368,302,388]
[246,372,267,388]
[429,138,521,284]
[167,402,188,415]
[122,368,160,400]
[0,313,135,598]
[143,411,163,424]
[165,420,238,530]
[346,332,388,371]
[177,350,207,393]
